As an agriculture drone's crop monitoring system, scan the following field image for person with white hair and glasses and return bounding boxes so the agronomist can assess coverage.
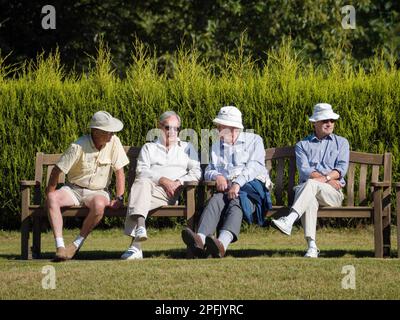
[121,111,201,260]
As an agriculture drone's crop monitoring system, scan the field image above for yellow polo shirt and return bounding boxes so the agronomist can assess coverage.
[56,134,129,190]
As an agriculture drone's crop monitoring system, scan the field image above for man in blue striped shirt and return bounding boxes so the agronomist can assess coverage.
[272,103,350,258]
[181,106,271,258]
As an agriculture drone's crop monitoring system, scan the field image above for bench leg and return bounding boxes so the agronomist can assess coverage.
[396,187,400,259]
[373,188,383,258]
[186,187,195,230]
[383,216,391,257]
[32,217,42,259]
[21,218,31,260]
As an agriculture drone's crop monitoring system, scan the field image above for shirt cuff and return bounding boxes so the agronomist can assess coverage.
[333,168,343,178]
[233,175,246,187]
[152,173,162,184]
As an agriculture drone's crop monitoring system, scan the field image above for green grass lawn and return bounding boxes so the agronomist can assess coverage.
[1,225,399,300]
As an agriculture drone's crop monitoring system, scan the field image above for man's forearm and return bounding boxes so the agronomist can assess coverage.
[115,169,125,197]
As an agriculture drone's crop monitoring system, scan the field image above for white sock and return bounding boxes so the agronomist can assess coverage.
[55,237,65,248]
[306,237,317,249]
[73,235,85,249]
[287,210,299,225]
[128,239,141,252]
[197,233,206,245]
[218,230,234,251]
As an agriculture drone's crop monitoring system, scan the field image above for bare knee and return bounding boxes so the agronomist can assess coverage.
[46,192,61,210]
[87,196,108,217]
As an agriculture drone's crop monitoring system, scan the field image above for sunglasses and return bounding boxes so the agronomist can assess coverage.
[162,125,180,132]
[322,119,336,124]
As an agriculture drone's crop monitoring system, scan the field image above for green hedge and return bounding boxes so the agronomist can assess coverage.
[0,40,399,229]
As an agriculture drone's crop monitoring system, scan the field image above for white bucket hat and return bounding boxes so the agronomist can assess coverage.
[212,106,244,129]
[89,111,124,132]
[309,103,340,122]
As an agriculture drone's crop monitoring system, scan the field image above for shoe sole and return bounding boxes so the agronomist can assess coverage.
[205,237,222,258]
[135,235,148,242]
[271,220,291,236]
[53,256,67,262]
[181,229,204,258]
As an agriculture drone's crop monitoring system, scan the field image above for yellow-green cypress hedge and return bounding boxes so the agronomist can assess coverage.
[1,41,398,229]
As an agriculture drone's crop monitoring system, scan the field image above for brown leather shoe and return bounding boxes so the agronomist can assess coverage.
[205,235,225,258]
[65,243,79,260]
[54,247,67,262]
[181,227,205,258]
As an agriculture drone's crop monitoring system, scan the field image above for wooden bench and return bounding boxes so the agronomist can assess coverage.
[200,147,392,258]
[20,146,198,260]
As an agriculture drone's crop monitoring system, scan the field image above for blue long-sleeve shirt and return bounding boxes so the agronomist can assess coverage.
[204,132,270,187]
[295,133,350,186]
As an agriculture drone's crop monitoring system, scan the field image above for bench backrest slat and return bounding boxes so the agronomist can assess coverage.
[358,164,368,206]
[346,163,355,206]
[287,157,296,205]
[275,158,285,205]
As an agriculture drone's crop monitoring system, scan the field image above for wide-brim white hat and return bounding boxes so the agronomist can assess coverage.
[212,106,244,129]
[90,111,124,132]
[309,103,340,122]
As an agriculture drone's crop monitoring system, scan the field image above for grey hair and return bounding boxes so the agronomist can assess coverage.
[159,110,181,125]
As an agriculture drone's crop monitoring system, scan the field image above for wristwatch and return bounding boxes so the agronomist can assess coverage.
[325,175,331,182]
[115,195,124,202]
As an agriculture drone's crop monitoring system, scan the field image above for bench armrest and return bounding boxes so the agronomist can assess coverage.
[183,181,199,187]
[200,181,216,186]
[371,182,391,188]
[20,180,39,187]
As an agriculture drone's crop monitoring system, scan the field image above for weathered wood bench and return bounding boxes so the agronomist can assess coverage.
[20,146,197,259]
[199,147,392,258]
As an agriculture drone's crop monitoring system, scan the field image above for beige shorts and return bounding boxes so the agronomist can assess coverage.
[60,183,111,206]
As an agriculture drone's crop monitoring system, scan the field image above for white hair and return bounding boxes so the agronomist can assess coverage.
[159,110,181,125]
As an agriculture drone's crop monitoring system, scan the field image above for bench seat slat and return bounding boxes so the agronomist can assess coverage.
[29,205,186,217]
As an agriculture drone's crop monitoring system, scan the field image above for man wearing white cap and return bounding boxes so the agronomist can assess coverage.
[181,106,271,258]
[46,111,129,261]
[272,103,350,258]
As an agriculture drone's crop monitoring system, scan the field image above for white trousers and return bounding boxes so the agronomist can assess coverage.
[124,178,178,237]
[292,179,344,240]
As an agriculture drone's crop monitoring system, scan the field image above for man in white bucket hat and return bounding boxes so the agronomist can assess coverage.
[181,106,272,258]
[46,111,129,261]
[272,103,350,258]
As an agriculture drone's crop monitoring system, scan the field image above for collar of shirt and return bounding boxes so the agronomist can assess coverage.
[154,137,182,150]
[86,134,115,164]
[310,133,334,142]
[220,131,246,147]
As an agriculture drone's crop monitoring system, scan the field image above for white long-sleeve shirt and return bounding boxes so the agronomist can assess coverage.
[135,139,202,184]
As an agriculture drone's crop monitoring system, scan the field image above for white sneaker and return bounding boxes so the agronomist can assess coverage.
[272,217,292,235]
[121,249,143,260]
[135,226,148,241]
[304,247,320,258]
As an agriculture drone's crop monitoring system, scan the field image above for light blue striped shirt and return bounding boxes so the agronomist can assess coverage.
[296,133,350,186]
[204,132,270,187]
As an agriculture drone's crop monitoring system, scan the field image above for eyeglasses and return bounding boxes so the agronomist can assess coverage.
[322,119,336,124]
[162,125,180,132]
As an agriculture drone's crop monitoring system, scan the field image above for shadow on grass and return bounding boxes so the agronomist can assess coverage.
[2,248,387,261]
